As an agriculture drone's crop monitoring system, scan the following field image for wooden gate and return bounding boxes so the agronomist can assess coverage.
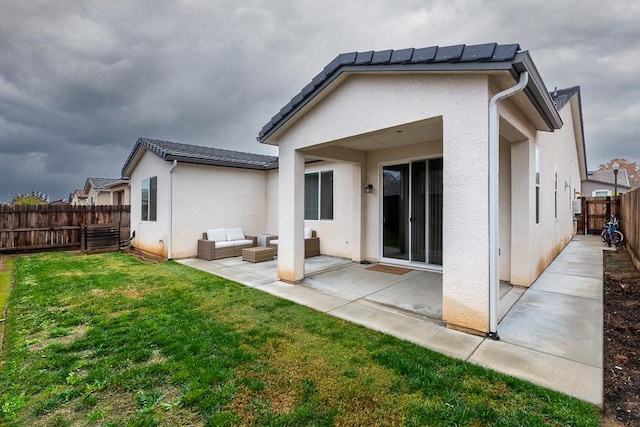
[576,196,620,235]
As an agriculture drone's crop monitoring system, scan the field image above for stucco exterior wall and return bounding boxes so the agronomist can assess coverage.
[499,95,582,286]
[527,98,582,281]
[265,169,279,235]
[303,161,355,259]
[129,150,172,257]
[170,163,269,258]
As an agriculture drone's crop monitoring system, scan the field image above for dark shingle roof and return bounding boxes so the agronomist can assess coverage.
[550,86,580,111]
[122,138,279,176]
[587,169,631,188]
[86,177,124,190]
[258,42,563,143]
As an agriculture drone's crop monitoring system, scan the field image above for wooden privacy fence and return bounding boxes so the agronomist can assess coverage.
[576,196,620,235]
[0,205,130,253]
[621,189,640,271]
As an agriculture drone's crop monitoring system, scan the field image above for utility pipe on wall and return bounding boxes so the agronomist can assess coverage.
[168,160,177,260]
[488,71,529,339]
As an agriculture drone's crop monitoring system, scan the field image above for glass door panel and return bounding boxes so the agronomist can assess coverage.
[428,158,443,265]
[382,164,409,260]
[411,161,427,262]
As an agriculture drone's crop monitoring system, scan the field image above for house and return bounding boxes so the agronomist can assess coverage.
[83,177,131,206]
[122,43,587,337]
[69,190,88,206]
[582,169,632,196]
[258,43,587,336]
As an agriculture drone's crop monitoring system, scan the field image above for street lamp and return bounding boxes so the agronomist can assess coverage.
[613,162,620,196]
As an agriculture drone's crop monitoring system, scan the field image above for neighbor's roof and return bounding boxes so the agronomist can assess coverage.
[121,138,279,177]
[549,85,588,176]
[257,42,563,143]
[84,177,127,192]
[587,169,632,188]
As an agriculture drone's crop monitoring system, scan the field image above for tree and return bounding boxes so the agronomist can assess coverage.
[11,191,50,206]
[598,158,640,188]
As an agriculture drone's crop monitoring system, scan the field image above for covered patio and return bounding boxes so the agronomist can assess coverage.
[177,234,603,404]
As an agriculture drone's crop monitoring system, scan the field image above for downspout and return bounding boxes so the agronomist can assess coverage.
[168,160,177,260]
[488,71,528,340]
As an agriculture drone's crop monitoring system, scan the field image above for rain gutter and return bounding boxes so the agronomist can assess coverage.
[488,71,529,340]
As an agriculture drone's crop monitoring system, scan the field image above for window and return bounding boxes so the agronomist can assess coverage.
[554,165,558,219]
[141,177,157,221]
[535,147,540,224]
[304,171,333,220]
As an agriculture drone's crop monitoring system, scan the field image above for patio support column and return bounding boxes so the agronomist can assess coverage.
[277,148,305,283]
[442,98,490,335]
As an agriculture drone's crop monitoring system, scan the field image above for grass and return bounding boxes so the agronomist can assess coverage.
[0,256,14,317]
[0,252,600,426]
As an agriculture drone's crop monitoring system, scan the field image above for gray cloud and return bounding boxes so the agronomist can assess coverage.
[1,0,639,202]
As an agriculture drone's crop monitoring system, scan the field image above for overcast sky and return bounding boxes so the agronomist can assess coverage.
[1,0,638,203]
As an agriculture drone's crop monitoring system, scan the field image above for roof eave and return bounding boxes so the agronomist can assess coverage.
[164,155,278,170]
[512,52,563,131]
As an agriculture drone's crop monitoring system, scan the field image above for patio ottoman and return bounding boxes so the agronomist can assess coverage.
[242,246,274,263]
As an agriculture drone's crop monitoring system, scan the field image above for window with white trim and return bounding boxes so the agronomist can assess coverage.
[141,177,157,221]
[535,146,540,224]
[304,171,333,220]
[554,164,558,219]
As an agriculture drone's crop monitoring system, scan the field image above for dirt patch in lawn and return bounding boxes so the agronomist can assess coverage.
[603,245,640,426]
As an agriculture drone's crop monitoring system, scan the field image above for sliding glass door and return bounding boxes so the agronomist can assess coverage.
[381,159,442,266]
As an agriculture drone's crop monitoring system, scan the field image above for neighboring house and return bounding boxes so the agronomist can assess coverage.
[69,190,88,206]
[582,169,632,196]
[83,177,131,206]
[258,42,587,336]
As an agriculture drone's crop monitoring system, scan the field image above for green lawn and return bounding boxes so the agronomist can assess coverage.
[0,252,599,426]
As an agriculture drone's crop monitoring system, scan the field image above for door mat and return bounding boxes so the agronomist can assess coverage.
[366,264,413,275]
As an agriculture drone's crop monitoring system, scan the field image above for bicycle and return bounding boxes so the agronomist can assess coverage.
[601,214,624,247]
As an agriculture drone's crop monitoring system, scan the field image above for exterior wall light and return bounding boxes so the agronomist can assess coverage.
[364,184,373,193]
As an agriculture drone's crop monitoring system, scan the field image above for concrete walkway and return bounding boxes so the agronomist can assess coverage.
[177,235,603,405]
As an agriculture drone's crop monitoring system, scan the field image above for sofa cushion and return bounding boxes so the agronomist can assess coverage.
[214,241,235,248]
[269,239,279,246]
[207,228,227,242]
[226,227,245,241]
[304,227,313,239]
[233,239,253,247]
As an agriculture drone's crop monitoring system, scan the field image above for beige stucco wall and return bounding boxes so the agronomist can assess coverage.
[130,153,272,258]
[303,161,355,259]
[265,169,279,235]
[129,150,172,257]
[170,163,269,258]
[109,183,130,205]
[499,94,582,286]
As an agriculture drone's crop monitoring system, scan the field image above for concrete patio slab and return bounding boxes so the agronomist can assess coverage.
[545,260,603,279]
[497,289,602,367]
[531,270,602,300]
[256,280,351,312]
[469,339,602,404]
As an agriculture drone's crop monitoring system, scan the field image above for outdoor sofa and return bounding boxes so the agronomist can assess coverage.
[197,228,257,260]
[267,227,320,258]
